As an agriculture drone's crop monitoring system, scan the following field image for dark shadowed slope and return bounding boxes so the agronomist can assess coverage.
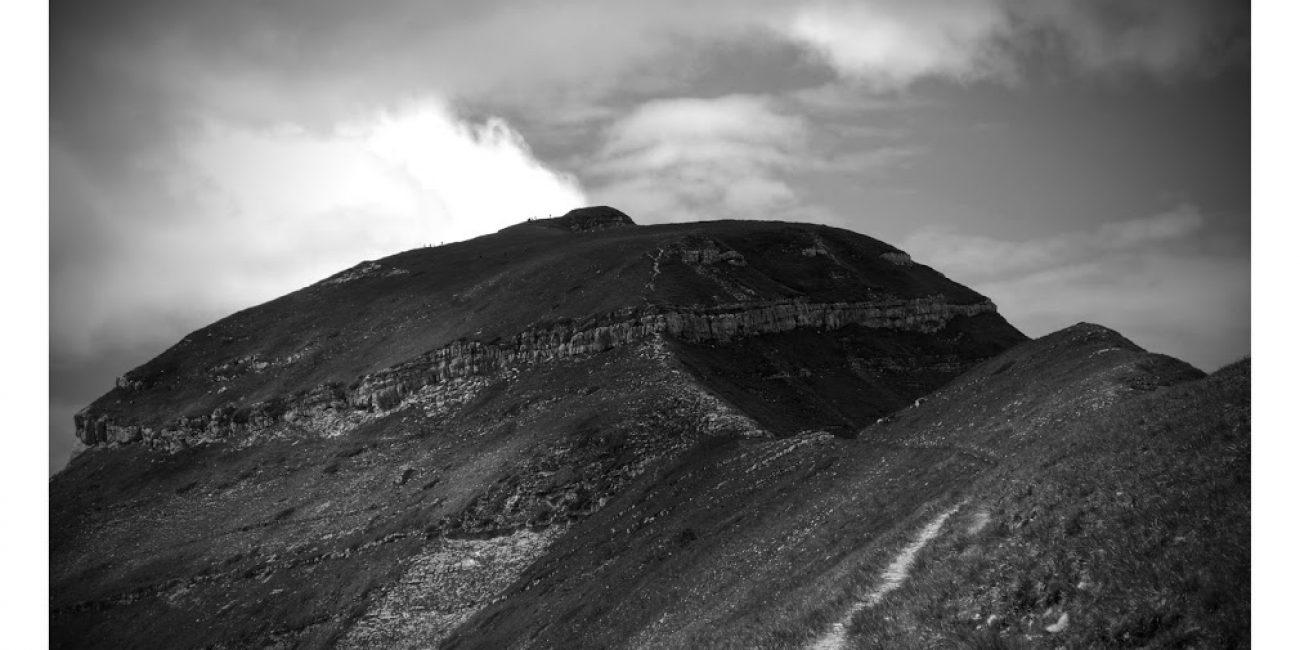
[669,310,1023,437]
[52,211,1029,649]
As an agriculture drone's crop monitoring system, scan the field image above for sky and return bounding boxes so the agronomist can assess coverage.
[49,0,1251,475]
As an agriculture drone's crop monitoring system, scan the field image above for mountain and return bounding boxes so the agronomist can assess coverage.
[49,208,1248,649]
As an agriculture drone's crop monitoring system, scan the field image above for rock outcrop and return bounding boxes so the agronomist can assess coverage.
[524,206,636,232]
[74,296,997,450]
[675,236,746,266]
[384,295,994,389]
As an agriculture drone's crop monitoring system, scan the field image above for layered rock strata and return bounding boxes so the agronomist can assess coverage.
[75,296,996,449]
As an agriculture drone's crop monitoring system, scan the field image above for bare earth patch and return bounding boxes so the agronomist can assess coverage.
[337,527,566,649]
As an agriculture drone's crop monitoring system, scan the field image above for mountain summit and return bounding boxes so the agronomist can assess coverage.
[512,205,638,232]
[71,214,1022,450]
[50,210,1247,649]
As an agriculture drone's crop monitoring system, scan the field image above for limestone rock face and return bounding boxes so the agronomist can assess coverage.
[676,236,746,266]
[74,296,997,450]
[319,260,411,286]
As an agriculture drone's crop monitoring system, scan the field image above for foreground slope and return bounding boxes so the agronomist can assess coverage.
[844,353,1249,648]
[51,342,759,648]
[52,209,1030,649]
[442,324,1245,649]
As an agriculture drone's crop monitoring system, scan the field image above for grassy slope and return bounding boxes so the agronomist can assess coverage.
[444,434,992,650]
[53,292,1244,650]
[50,346,739,649]
[53,316,1243,649]
[862,322,1206,459]
[54,217,1243,649]
[443,324,1235,649]
[844,357,1250,649]
[53,218,1032,649]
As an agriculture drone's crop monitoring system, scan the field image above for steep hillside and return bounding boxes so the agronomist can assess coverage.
[441,325,1244,649]
[50,209,1247,649]
[841,355,1249,648]
[51,342,760,648]
[73,207,1015,449]
[52,209,1032,649]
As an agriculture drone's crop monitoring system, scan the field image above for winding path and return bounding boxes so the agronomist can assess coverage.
[809,500,967,650]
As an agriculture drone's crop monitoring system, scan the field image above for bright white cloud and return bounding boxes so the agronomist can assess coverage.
[363,103,588,241]
[50,100,586,361]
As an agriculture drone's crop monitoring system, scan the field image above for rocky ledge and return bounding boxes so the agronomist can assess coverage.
[75,296,996,449]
